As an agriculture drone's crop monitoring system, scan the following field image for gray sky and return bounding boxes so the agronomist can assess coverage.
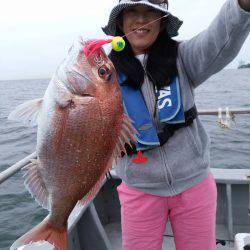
[0,0,249,81]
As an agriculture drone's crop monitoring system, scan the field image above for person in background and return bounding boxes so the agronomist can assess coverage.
[102,0,250,249]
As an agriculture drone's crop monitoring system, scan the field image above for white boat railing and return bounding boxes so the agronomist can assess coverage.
[0,152,37,185]
[198,107,250,115]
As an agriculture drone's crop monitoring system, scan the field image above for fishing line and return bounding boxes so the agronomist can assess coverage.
[82,14,168,164]
[122,14,168,39]
[83,14,168,57]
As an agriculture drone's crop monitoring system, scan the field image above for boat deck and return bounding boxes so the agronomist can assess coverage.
[104,222,234,249]
[17,169,250,250]
[19,221,235,250]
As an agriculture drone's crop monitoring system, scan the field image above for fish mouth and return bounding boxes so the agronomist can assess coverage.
[65,84,95,98]
[81,93,94,98]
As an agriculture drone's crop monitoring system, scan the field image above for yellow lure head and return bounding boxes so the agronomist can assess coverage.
[111,36,125,52]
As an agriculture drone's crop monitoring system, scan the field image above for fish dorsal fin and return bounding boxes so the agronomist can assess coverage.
[8,98,43,126]
[113,114,138,160]
[23,159,51,211]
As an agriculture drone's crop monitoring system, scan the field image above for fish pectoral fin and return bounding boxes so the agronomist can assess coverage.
[23,159,51,211]
[113,113,138,159]
[8,98,43,126]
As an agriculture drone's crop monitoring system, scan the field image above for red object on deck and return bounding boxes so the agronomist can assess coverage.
[82,39,113,58]
[132,151,148,164]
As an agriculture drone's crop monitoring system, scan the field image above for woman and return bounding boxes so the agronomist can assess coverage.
[102,0,250,249]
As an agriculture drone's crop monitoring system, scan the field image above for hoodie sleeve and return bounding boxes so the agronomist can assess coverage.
[178,0,250,88]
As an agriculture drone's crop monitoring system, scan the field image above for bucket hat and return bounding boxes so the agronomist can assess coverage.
[102,0,183,37]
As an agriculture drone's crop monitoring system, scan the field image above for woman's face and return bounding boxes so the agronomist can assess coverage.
[121,5,162,55]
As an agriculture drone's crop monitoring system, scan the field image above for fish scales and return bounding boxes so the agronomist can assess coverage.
[38,91,122,228]
[9,36,136,250]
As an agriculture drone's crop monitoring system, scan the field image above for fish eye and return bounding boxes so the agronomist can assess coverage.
[98,67,107,77]
[98,66,112,81]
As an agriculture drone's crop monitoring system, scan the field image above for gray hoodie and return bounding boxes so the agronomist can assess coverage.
[114,0,250,196]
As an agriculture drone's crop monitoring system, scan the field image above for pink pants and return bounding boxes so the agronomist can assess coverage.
[117,173,217,250]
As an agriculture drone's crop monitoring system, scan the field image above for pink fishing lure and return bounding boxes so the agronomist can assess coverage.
[83,39,113,58]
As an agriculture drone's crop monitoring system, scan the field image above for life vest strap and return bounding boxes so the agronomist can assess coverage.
[122,105,198,156]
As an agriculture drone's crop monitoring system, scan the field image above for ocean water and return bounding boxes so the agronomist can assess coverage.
[0,69,250,249]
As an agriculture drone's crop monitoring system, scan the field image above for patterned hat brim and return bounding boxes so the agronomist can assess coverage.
[102,1,183,37]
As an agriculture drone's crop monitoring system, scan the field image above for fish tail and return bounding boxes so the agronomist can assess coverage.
[10,216,67,250]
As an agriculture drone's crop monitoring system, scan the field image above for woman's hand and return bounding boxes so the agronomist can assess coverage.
[238,0,250,11]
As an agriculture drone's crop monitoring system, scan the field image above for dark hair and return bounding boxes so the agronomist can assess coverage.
[109,17,179,90]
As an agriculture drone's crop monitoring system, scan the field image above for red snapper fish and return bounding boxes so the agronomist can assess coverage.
[9,36,136,250]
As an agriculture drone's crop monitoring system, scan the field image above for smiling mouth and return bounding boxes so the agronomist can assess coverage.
[132,28,150,34]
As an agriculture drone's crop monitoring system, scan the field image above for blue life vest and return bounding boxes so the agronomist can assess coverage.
[118,72,185,151]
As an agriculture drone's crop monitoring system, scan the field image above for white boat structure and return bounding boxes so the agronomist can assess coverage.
[1,107,250,250]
